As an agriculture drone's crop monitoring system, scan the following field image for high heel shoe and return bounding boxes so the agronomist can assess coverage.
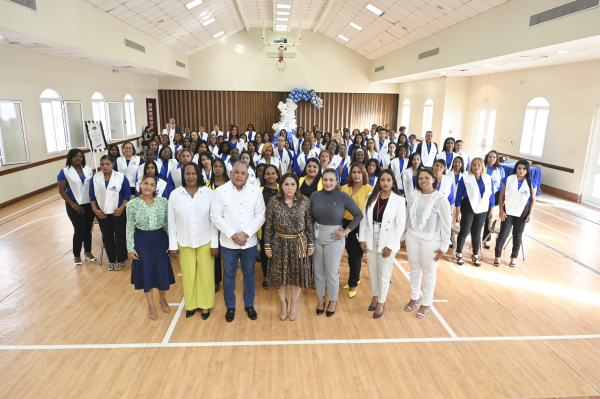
[326,301,336,317]
[74,257,83,267]
[201,310,210,320]
[280,299,288,321]
[471,255,481,267]
[289,302,298,321]
[148,307,158,321]
[368,302,378,311]
[84,255,98,262]
[160,300,170,313]
[373,303,385,319]
[316,297,326,316]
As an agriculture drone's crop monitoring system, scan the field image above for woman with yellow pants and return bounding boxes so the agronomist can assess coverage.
[168,163,219,319]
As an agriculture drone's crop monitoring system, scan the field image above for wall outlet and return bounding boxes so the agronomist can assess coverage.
[510,140,514,145]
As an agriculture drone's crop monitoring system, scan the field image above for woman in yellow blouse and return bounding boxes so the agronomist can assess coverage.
[341,163,373,297]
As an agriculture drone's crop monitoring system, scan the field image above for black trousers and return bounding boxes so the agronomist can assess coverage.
[343,218,363,288]
[495,204,530,259]
[260,227,268,280]
[65,202,95,257]
[482,191,501,243]
[214,246,223,286]
[97,211,128,263]
[456,199,488,256]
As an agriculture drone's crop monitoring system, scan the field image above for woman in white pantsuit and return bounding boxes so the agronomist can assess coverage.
[359,170,406,318]
[402,169,451,319]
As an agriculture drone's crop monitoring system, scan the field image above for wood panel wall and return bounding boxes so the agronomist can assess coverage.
[158,90,398,134]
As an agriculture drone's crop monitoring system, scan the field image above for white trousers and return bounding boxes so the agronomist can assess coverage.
[365,232,397,303]
[405,231,441,307]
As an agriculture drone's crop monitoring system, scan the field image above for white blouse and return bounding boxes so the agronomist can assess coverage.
[168,186,219,250]
[403,190,451,252]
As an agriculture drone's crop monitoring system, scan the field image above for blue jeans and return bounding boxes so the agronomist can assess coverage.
[221,246,257,309]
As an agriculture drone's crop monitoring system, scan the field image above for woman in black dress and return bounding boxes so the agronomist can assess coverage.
[259,164,280,289]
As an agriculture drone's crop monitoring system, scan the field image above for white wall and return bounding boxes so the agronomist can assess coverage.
[0,45,158,204]
[398,78,446,142]
[441,77,472,143]
[158,29,398,93]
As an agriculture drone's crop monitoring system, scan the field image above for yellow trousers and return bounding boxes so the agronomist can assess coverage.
[178,243,215,311]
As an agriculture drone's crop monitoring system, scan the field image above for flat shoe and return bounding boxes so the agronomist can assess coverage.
[342,284,349,290]
[186,310,196,318]
[201,310,210,320]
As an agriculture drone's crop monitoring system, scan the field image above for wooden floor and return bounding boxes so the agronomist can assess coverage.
[1,190,600,399]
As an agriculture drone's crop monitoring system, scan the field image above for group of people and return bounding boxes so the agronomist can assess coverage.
[57,120,536,322]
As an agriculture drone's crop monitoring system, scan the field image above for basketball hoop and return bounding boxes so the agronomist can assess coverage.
[276,56,286,72]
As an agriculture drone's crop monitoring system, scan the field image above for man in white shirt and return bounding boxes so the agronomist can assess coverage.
[169,117,182,136]
[415,130,439,168]
[210,162,266,322]
[374,129,389,155]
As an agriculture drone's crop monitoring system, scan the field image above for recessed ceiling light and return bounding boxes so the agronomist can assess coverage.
[440,72,446,75]
[558,50,569,54]
[349,22,362,30]
[483,64,492,67]
[277,11,290,15]
[277,18,289,21]
[366,3,383,16]
[202,17,215,26]
[185,0,203,10]
[338,34,349,41]
[277,4,292,9]
[213,31,224,38]
[275,26,288,31]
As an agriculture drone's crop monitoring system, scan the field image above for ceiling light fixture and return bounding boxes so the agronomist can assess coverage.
[213,31,224,38]
[277,4,292,9]
[185,0,203,10]
[277,18,289,21]
[366,3,383,16]
[338,34,349,41]
[275,25,288,31]
[202,18,215,26]
[411,77,416,79]
[483,64,492,67]
[558,50,569,54]
[277,11,290,15]
[349,22,362,30]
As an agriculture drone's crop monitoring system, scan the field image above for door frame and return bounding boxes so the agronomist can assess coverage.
[470,103,497,158]
[582,104,600,207]
[146,98,158,135]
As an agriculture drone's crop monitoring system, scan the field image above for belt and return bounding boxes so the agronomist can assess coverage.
[275,231,307,258]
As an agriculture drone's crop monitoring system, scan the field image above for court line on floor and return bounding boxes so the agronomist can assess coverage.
[0,194,60,222]
[1,334,600,350]
[531,219,600,251]
[393,259,458,338]
[162,299,185,344]
[537,200,600,226]
[0,214,66,240]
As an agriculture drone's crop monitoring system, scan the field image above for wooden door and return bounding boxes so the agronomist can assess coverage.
[146,98,158,134]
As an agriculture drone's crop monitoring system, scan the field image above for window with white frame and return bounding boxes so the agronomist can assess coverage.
[124,94,136,136]
[0,100,30,165]
[40,89,67,154]
[401,99,410,133]
[519,97,550,157]
[422,99,434,137]
[91,92,107,135]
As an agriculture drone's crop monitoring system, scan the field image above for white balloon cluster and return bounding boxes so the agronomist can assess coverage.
[271,98,298,133]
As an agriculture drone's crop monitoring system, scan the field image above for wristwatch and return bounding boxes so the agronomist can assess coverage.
[244,232,249,238]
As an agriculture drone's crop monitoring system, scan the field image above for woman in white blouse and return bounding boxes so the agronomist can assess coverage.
[402,169,451,319]
[259,143,281,177]
[115,142,144,197]
[359,170,406,318]
[168,162,219,319]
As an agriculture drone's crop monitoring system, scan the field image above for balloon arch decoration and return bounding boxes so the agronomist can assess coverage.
[271,88,324,137]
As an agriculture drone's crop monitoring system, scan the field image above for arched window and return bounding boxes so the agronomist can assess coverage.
[401,99,410,133]
[422,99,434,137]
[124,94,136,136]
[40,89,67,154]
[519,97,550,157]
[91,92,107,132]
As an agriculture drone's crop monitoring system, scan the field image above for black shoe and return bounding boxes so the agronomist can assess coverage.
[316,297,326,316]
[186,310,196,318]
[201,310,210,320]
[484,243,491,249]
[244,306,257,320]
[225,308,235,322]
[215,284,220,293]
[449,243,454,249]
[373,303,386,319]
[326,301,336,317]
[262,281,269,290]
[368,302,378,312]
[257,255,261,262]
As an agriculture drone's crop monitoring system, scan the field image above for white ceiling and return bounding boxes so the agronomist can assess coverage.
[376,35,600,82]
[84,0,508,59]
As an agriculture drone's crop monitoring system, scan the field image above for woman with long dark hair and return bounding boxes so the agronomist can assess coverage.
[348,134,364,156]
[299,158,323,197]
[240,150,259,186]
[493,160,536,267]
[228,125,245,151]
[207,157,230,292]
[245,124,256,141]
[436,137,457,169]
[365,158,381,187]
[135,161,167,198]
[390,145,409,194]
[218,141,231,162]
[57,149,96,266]
[359,170,405,318]
[341,163,372,298]
[402,152,422,202]
[164,148,193,199]
[108,144,120,168]
[259,164,280,289]
[482,150,506,248]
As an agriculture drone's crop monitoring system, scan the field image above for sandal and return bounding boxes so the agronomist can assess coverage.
[416,306,430,319]
[404,298,421,312]
[493,261,500,267]
[509,262,517,267]
[471,255,481,267]
[456,255,464,266]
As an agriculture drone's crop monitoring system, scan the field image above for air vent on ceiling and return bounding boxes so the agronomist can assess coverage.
[9,42,52,49]
[124,38,145,53]
[374,65,385,72]
[418,47,440,60]
[529,0,599,27]
[267,53,295,58]
[6,0,37,11]
[176,61,186,68]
